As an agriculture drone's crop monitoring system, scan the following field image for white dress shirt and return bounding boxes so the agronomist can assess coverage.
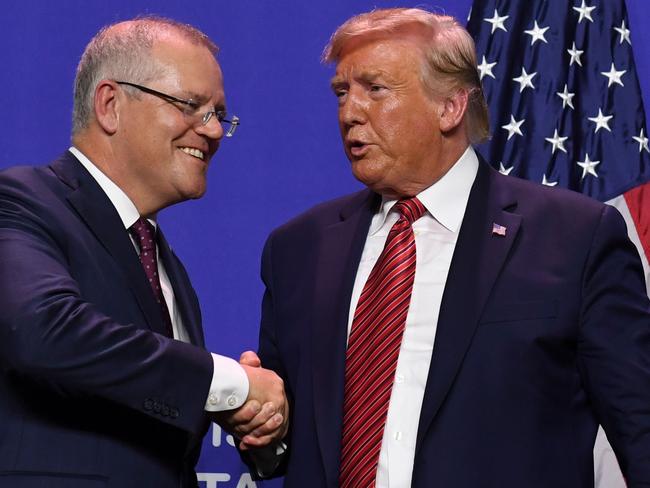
[347,146,478,487]
[69,147,248,412]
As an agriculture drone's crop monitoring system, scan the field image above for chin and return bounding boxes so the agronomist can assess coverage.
[188,186,207,200]
[351,164,384,190]
[179,179,208,201]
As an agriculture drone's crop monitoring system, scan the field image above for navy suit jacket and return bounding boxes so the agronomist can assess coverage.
[257,158,650,487]
[0,152,214,487]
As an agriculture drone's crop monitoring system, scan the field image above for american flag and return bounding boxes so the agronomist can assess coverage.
[467,0,650,485]
[492,223,507,236]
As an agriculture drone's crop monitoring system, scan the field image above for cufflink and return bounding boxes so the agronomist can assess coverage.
[227,395,238,408]
[208,393,219,406]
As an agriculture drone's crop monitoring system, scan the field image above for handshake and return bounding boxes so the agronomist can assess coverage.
[212,351,288,450]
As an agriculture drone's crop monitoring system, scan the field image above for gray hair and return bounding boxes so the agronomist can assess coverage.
[72,16,218,135]
[323,8,489,144]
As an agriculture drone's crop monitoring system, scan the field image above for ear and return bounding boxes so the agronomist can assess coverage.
[438,89,469,133]
[93,80,120,135]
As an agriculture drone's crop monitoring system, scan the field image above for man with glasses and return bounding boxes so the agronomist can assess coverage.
[0,16,286,488]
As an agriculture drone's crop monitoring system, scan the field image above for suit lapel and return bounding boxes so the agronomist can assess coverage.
[311,190,378,487]
[51,152,170,336]
[415,161,521,451]
[157,230,204,346]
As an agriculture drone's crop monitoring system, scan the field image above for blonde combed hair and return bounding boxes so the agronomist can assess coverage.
[323,8,490,144]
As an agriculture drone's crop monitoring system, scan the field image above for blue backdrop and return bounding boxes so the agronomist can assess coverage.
[2,1,649,486]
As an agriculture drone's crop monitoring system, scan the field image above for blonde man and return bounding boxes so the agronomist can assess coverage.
[247,7,650,488]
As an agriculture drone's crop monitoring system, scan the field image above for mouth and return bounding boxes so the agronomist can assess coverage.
[179,146,206,161]
[347,140,371,158]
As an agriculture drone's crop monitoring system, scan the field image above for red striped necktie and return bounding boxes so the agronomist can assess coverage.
[339,197,426,488]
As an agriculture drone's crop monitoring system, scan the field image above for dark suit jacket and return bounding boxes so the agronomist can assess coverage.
[0,152,214,487]
[257,158,650,487]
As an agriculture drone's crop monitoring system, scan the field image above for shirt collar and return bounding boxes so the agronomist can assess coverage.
[370,145,479,234]
[69,146,151,230]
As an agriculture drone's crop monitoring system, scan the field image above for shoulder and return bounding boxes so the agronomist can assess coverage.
[0,156,76,238]
[269,188,374,238]
[0,163,60,212]
[0,153,73,200]
[0,164,49,189]
[493,169,608,220]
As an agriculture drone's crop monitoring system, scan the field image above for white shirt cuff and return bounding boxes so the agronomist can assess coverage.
[204,353,249,411]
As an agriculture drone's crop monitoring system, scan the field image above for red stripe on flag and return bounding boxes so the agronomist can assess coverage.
[623,181,650,263]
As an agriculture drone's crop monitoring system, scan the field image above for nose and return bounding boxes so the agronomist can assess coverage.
[339,89,368,127]
[195,114,224,141]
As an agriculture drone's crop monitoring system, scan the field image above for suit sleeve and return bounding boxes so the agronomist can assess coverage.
[577,204,650,484]
[239,232,292,479]
[0,182,213,436]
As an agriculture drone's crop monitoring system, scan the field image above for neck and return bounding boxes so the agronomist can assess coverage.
[72,132,162,217]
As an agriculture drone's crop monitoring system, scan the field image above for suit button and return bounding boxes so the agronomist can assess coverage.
[143,399,153,411]
[162,404,170,416]
[170,408,179,419]
[153,402,161,413]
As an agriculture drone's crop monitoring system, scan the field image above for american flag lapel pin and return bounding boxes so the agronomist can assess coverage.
[492,223,507,236]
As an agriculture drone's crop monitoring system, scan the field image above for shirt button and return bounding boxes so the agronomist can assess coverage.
[395,431,403,441]
[395,374,405,383]
[227,395,238,407]
[208,393,219,406]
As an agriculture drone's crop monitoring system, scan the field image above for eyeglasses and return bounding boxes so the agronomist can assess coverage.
[116,81,240,137]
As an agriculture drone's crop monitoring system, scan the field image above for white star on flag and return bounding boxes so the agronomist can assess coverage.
[573,0,596,23]
[614,20,631,45]
[545,129,569,154]
[513,67,537,93]
[556,84,575,109]
[588,108,613,133]
[577,154,601,178]
[567,42,584,67]
[632,129,650,154]
[524,20,549,45]
[477,55,497,80]
[600,63,626,88]
[541,174,558,187]
[502,115,525,140]
[499,162,514,175]
[484,9,509,34]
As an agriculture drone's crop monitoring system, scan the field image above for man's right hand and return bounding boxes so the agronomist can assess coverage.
[211,351,288,449]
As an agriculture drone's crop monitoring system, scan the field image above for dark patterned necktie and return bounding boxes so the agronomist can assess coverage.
[339,197,427,488]
[129,218,174,337]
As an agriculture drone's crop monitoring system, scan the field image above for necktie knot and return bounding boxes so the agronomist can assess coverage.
[129,218,157,253]
[394,197,426,224]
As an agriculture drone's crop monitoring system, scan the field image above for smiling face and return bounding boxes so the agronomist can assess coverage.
[332,35,455,198]
[115,34,225,214]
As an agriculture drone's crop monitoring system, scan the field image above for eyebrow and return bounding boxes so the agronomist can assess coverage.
[330,70,388,88]
[330,76,346,89]
[178,89,225,107]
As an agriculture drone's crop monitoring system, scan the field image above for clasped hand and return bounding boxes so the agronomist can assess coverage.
[212,351,288,450]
